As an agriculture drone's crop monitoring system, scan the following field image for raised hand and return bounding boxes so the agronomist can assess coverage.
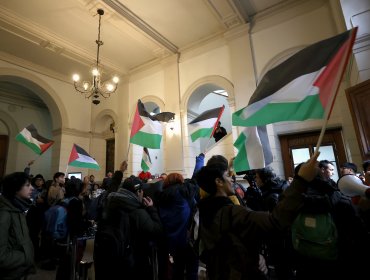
[298,151,320,182]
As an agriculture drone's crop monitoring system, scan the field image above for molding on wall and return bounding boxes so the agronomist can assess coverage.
[53,127,106,139]
[0,5,123,75]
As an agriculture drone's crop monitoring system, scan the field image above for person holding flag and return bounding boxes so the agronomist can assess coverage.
[213,121,227,142]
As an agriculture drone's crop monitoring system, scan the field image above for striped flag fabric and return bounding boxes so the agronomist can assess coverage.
[15,124,54,155]
[233,126,273,172]
[141,147,152,172]
[232,27,357,127]
[188,105,225,142]
[155,112,175,123]
[68,144,100,170]
[130,100,163,149]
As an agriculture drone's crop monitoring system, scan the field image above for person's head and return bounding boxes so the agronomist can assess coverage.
[340,162,357,176]
[255,167,278,188]
[217,121,221,128]
[53,172,65,185]
[195,164,233,196]
[160,173,167,180]
[122,177,143,194]
[83,176,89,184]
[89,175,95,183]
[319,160,335,180]
[1,172,32,200]
[362,160,370,173]
[32,174,45,188]
[64,177,84,198]
[107,171,113,178]
[163,173,184,189]
[206,155,228,169]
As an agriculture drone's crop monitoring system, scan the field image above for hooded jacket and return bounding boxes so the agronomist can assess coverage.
[156,181,198,252]
[0,196,34,280]
[104,188,163,279]
[198,178,307,279]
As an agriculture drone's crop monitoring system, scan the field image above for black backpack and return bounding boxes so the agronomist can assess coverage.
[94,207,134,268]
[201,206,267,280]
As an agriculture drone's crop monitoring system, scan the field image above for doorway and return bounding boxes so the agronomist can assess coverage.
[0,135,8,178]
[106,139,115,175]
[279,128,347,181]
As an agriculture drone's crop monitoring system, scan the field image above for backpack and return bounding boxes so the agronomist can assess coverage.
[291,212,338,261]
[201,206,266,280]
[43,197,76,240]
[94,208,134,268]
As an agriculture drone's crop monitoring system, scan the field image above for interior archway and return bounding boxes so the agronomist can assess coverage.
[0,71,66,177]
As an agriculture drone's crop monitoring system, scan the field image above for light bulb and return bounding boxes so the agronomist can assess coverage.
[112,76,119,83]
[72,74,80,82]
[83,82,89,90]
[106,84,114,92]
[92,68,100,76]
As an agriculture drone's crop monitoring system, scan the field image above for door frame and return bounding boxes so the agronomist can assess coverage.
[279,128,347,178]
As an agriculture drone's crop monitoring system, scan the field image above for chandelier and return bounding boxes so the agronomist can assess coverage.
[72,9,119,105]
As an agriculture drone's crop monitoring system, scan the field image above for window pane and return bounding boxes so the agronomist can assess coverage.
[315,145,335,162]
[292,148,310,168]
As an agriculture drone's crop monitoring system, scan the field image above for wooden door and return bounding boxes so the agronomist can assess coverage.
[346,79,370,160]
[106,138,115,174]
[279,128,346,180]
[0,135,9,178]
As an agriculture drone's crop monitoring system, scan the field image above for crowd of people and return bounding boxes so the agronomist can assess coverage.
[1,153,370,280]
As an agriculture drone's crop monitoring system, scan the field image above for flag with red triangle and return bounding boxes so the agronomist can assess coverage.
[130,100,163,149]
[68,144,100,170]
[15,124,54,155]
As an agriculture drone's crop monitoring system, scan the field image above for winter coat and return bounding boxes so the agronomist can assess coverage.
[0,196,34,280]
[198,177,307,279]
[259,179,289,212]
[295,177,369,278]
[97,188,163,279]
[157,182,197,252]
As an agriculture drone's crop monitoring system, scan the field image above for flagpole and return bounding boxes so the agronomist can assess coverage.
[126,143,131,161]
[65,164,69,177]
[203,137,213,154]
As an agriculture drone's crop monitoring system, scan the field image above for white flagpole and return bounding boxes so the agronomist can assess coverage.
[203,137,213,154]
[126,143,131,161]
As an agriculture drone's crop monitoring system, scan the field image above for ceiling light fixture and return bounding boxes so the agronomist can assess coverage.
[72,9,119,105]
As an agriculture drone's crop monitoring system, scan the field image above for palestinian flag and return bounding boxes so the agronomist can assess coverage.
[141,147,152,172]
[130,100,163,149]
[233,126,273,172]
[233,27,357,127]
[68,144,100,170]
[155,112,175,123]
[15,124,54,155]
[188,105,225,142]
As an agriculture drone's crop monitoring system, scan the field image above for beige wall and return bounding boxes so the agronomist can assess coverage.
[0,0,365,180]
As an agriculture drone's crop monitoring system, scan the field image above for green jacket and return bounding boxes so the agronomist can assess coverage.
[0,196,34,280]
